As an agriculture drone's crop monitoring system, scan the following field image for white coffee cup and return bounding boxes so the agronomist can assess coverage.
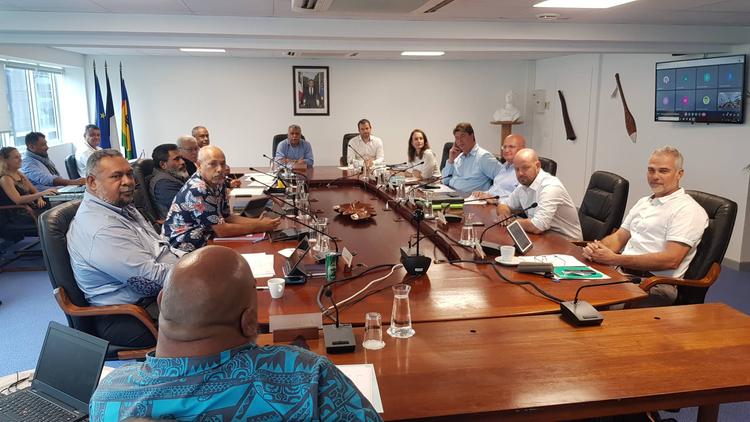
[500,245,516,263]
[267,278,285,299]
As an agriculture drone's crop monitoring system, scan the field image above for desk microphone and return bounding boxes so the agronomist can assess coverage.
[386,161,407,168]
[478,202,537,255]
[249,176,287,195]
[264,208,340,254]
[261,155,309,179]
[348,144,367,162]
[560,279,635,327]
[401,208,431,276]
[262,189,318,221]
[322,287,356,353]
[406,175,447,195]
[389,161,424,178]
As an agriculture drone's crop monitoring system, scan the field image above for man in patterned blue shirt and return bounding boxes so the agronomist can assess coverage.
[163,145,280,251]
[90,245,381,421]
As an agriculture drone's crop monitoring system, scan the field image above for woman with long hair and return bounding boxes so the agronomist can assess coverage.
[406,129,441,179]
[0,146,57,219]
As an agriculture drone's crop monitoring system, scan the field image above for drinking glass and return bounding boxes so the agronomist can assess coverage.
[459,225,476,246]
[422,191,434,219]
[362,312,385,350]
[313,217,329,253]
[388,284,415,338]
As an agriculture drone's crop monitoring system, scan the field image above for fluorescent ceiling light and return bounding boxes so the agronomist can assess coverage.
[179,48,226,53]
[401,51,445,56]
[534,0,637,8]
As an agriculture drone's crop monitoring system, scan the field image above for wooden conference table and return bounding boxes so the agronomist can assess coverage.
[224,166,646,326]
[257,303,750,421]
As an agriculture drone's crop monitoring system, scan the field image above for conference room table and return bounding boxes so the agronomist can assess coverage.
[224,166,647,326]
[256,303,750,421]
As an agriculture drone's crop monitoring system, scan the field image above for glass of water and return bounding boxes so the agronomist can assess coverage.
[362,312,385,350]
[459,225,476,246]
[388,284,414,338]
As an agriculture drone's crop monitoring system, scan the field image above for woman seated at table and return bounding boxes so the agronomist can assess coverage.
[407,129,441,180]
[0,146,56,222]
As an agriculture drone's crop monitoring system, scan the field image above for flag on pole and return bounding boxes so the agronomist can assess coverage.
[93,61,108,147]
[104,62,118,150]
[120,64,136,159]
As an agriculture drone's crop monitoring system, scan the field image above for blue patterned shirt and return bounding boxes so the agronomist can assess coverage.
[163,172,230,252]
[89,343,381,422]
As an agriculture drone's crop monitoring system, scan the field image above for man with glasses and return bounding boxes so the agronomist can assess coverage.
[176,135,199,176]
[472,133,525,203]
[163,146,280,252]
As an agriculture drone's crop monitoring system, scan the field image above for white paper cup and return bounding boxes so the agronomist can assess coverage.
[267,278,285,299]
[500,245,516,263]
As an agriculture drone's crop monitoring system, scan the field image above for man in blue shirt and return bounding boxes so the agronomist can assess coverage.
[21,132,85,191]
[68,149,184,347]
[472,133,525,202]
[274,124,314,168]
[441,122,501,193]
[90,245,381,422]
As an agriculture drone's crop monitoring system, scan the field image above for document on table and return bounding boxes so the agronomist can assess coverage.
[241,253,275,278]
[245,173,276,185]
[518,254,610,279]
[229,187,266,197]
[337,364,384,413]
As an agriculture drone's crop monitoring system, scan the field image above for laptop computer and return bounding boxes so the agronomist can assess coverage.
[0,321,109,421]
[56,186,86,194]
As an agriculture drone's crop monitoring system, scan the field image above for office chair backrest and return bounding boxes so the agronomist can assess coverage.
[440,142,454,170]
[578,171,629,241]
[677,190,737,305]
[539,156,557,176]
[38,200,93,333]
[65,154,81,179]
[131,159,159,224]
[340,133,358,166]
[272,133,306,158]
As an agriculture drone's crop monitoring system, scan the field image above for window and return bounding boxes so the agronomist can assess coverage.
[2,64,63,148]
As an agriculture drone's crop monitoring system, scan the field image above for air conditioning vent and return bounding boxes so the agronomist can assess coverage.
[291,0,452,14]
[284,51,357,58]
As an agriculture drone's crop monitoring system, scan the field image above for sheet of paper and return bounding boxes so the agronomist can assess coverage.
[241,253,275,278]
[229,187,266,197]
[277,248,295,258]
[337,166,352,170]
[337,364,384,413]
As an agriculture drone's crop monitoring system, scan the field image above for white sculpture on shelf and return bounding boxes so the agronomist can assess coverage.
[493,90,522,122]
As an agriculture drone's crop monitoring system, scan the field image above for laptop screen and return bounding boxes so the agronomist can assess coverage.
[33,322,108,409]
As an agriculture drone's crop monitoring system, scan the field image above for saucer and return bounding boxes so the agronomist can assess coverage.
[494,256,520,266]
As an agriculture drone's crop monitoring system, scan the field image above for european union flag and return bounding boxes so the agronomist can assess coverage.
[93,61,109,148]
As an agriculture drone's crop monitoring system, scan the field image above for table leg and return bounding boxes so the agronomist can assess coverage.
[697,404,719,422]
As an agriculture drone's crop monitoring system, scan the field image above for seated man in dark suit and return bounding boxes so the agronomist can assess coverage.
[149,143,188,219]
[90,245,381,421]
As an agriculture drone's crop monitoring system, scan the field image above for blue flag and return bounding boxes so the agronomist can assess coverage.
[103,63,117,150]
[93,62,109,148]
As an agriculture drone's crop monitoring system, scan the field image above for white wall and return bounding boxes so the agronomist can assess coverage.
[84,56,534,166]
[533,50,750,267]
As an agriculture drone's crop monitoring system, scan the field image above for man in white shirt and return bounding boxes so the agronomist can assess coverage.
[75,124,102,176]
[347,119,384,166]
[582,146,708,307]
[497,148,582,240]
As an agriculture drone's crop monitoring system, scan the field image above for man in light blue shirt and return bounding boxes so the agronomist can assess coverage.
[21,132,85,191]
[441,122,502,193]
[472,133,525,202]
[90,246,381,422]
[68,149,184,346]
[274,124,314,167]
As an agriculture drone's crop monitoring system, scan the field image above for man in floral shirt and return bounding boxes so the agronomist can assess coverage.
[163,146,280,251]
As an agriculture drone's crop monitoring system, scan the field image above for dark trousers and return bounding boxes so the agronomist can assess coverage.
[95,297,158,348]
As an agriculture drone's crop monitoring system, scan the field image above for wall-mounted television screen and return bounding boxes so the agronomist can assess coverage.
[655,55,745,124]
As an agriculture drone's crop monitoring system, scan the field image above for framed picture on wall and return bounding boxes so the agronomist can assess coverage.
[293,66,329,116]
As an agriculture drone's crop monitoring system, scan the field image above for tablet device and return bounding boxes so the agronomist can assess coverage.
[506,220,533,254]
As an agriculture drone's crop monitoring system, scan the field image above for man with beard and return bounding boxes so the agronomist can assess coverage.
[164,146,280,252]
[21,132,85,190]
[149,143,189,219]
[68,149,184,346]
[497,148,582,240]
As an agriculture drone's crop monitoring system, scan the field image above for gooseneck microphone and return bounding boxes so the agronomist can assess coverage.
[264,208,340,253]
[261,155,309,179]
[322,287,356,353]
[386,161,407,168]
[406,175,447,195]
[478,202,538,255]
[390,161,424,177]
[348,144,367,162]
[560,279,635,327]
[400,208,432,276]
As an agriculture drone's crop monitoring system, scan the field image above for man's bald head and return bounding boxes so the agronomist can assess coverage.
[513,148,541,187]
[501,134,526,163]
[158,246,257,349]
[197,146,227,187]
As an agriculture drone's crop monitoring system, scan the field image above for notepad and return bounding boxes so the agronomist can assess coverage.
[337,364,384,413]
[241,253,275,278]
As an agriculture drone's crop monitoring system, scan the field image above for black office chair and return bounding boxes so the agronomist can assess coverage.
[272,133,306,158]
[440,142,454,170]
[131,159,161,226]
[639,190,737,305]
[65,154,81,179]
[539,156,557,176]
[578,171,629,241]
[0,204,44,271]
[339,133,359,166]
[38,200,157,360]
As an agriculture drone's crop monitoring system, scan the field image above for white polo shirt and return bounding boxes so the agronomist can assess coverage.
[621,188,708,278]
[503,169,582,240]
[347,135,384,165]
